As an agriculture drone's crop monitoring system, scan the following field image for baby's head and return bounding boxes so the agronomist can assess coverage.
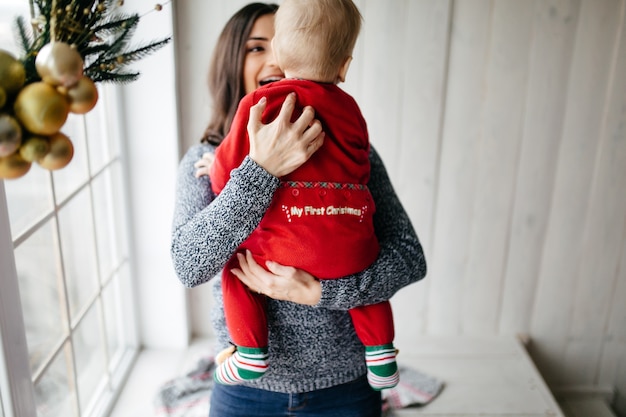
[273,0,362,83]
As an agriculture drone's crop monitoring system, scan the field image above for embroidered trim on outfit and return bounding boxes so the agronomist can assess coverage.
[281,181,368,190]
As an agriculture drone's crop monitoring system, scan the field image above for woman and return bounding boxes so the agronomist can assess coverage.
[170,3,427,416]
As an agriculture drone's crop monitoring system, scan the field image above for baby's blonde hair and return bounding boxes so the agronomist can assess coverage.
[273,0,362,82]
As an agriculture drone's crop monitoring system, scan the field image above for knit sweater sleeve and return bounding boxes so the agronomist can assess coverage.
[170,143,280,288]
[316,146,427,309]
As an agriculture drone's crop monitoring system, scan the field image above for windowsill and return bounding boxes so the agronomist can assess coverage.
[108,337,213,417]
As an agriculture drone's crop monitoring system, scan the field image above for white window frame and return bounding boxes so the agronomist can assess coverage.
[0,2,189,415]
[0,181,37,417]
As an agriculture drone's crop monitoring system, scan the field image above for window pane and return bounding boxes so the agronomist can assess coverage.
[57,188,99,322]
[85,86,120,173]
[102,271,124,370]
[14,220,66,375]
[104,263,135,393]
[53,115,89,204]
[92,163,128,282]
[4,165,54,239]
[73,302,107,414]
[84,98,107,174]
[34,342,78,417]
[109,162,129,263]
[100,86,122,159]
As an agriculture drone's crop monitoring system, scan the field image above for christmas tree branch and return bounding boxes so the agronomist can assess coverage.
[14,0,171,85]
[14,16,34,54]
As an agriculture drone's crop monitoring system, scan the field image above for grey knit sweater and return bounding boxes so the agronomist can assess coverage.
[170,143,426,393]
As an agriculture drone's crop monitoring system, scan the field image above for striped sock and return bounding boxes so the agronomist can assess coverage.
[365,344,399,391]
[213,346,269,385]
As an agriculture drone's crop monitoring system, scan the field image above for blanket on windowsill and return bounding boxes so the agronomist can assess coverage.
[153,355,444,416]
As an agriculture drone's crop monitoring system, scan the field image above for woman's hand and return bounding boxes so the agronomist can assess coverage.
[230,250,322,306]
[248,92,325,177]
[194,152,215,178]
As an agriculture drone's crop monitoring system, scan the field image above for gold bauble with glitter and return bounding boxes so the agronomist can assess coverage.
[35,42,84,87]
[0,114,22,157]
[59,76,98,114]
[14,82,69,135]
[0,151,31,179]
[37,131,74,170]
[0,49,26,95]
[19,135,50,163]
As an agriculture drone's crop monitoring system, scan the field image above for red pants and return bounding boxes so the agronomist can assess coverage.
[222,253,395,349]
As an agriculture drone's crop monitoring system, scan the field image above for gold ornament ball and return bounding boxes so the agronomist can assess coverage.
[59,76,99,114]
[35,42,84,87]
[0,49,26,95]
[14,82,69,135]
[0,87,6,108]
[0,114,22,157]
[0,151,31,179]
[19,135,50,163]
[37,131,74,170]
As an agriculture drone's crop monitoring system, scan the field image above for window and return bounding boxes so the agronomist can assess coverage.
[0,91,139,417]
[0,5,139,416]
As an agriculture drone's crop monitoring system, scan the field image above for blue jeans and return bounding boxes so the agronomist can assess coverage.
[209,375,382,417]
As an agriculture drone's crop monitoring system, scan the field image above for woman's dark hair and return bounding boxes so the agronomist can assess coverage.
[201,3,279,145]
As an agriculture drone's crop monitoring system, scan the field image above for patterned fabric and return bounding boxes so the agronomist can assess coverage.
[213,348,269,385]
[281,181,369,190]
[365,344,400,391]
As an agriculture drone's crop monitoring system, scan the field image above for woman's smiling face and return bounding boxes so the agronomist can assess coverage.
[243,13,284,94]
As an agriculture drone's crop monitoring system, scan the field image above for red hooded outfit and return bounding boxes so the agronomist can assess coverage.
[210,79,394,349]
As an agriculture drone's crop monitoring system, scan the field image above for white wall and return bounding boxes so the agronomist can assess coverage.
[174,0,626,412]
